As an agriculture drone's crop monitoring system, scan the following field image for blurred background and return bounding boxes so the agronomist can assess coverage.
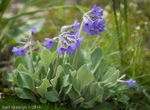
[0,0,150,109]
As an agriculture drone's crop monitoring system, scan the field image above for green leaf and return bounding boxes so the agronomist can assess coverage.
[37,40,44,50]
[76,49,87,70]
[15,88,37,103]
[40,48,53,71]
[102,67,116,81]
[51,65,63,88]
[45,90,59,102]
[117,94,130,104]
[59,75,70,93]
[40,98,47,104]
[39,66,47,79]
[82,95,102,108]
[68,49,86,70]
[89,82,103,100]
[15,54,33,74]
[50,42,58,53]
[74,97,84,107]
[36,78,52,98]
[32,51,40,63]
[65,84,72,95]
[70,70,76,79]
[17,72,35,92]
[34,79,42,86]
[101,67,119,83]
[17,64,29,73]
[64,63,72,75]
[93,59,107,81]
[62,75,70,87]
[34,61,44,79]
[15,55,28,69]
[89,47,103,73]
[48,62,54,79]
[82,82,103,108]
[94,102,115,110]
[68,86,79,101]
[3,70,13,82]
[13,75,18,86]
[75,64,94,92]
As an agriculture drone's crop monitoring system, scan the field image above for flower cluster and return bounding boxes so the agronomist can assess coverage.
[83,5,105,35]
[12,27,37,56]
[43,20,83,54]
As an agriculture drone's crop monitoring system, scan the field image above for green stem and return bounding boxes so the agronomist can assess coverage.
[63,53,68,68]
[53,54,60,78]
[72,49,79,70]
[29,41,35,73]
[72,21,84,70]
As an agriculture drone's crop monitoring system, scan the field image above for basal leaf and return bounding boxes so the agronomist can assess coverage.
[45,90,59,102]
[40,48,53,71]
[36,78,52,98]
[15,88,37,103]
[34,61,44,79]
[75,64,94,92]
[3,70,13,82]
[82,95,102,108]
[17,72,35,92]
[101,67,119,83]
[15,55,28,69]
[89,47,103,73]
[64,63,72,75]
[17,64,29,73]
[51,65,63,88]
[13,75,18,86]
[74,97,84,107]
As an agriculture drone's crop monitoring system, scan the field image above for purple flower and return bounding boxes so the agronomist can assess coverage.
[29,27,37,33]
[93,5,100,16]
[56,47,66,54]
[43,38,55,50]
[75,38,83,49]
[89,30,97,35]
[12,47,20,56]
[97,19,105,27]
[66,44,75,54]
[19,48,27,57]
[124,79,136,88]
[98,9,103,16]
[83,21,93,32]
[29,27,37,36]
[12,47,26,57]
[73,20,80,30]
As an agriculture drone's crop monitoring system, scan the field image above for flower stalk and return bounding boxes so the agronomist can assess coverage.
[53,54,60,78]
[72,21,84,70]
[29,41,35,73]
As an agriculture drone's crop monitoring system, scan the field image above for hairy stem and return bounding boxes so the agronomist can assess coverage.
[63,53,68,68]
[53,54,60,78]
[29,41,35,73]
[72,21,84,70]
[72,49,79,70]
